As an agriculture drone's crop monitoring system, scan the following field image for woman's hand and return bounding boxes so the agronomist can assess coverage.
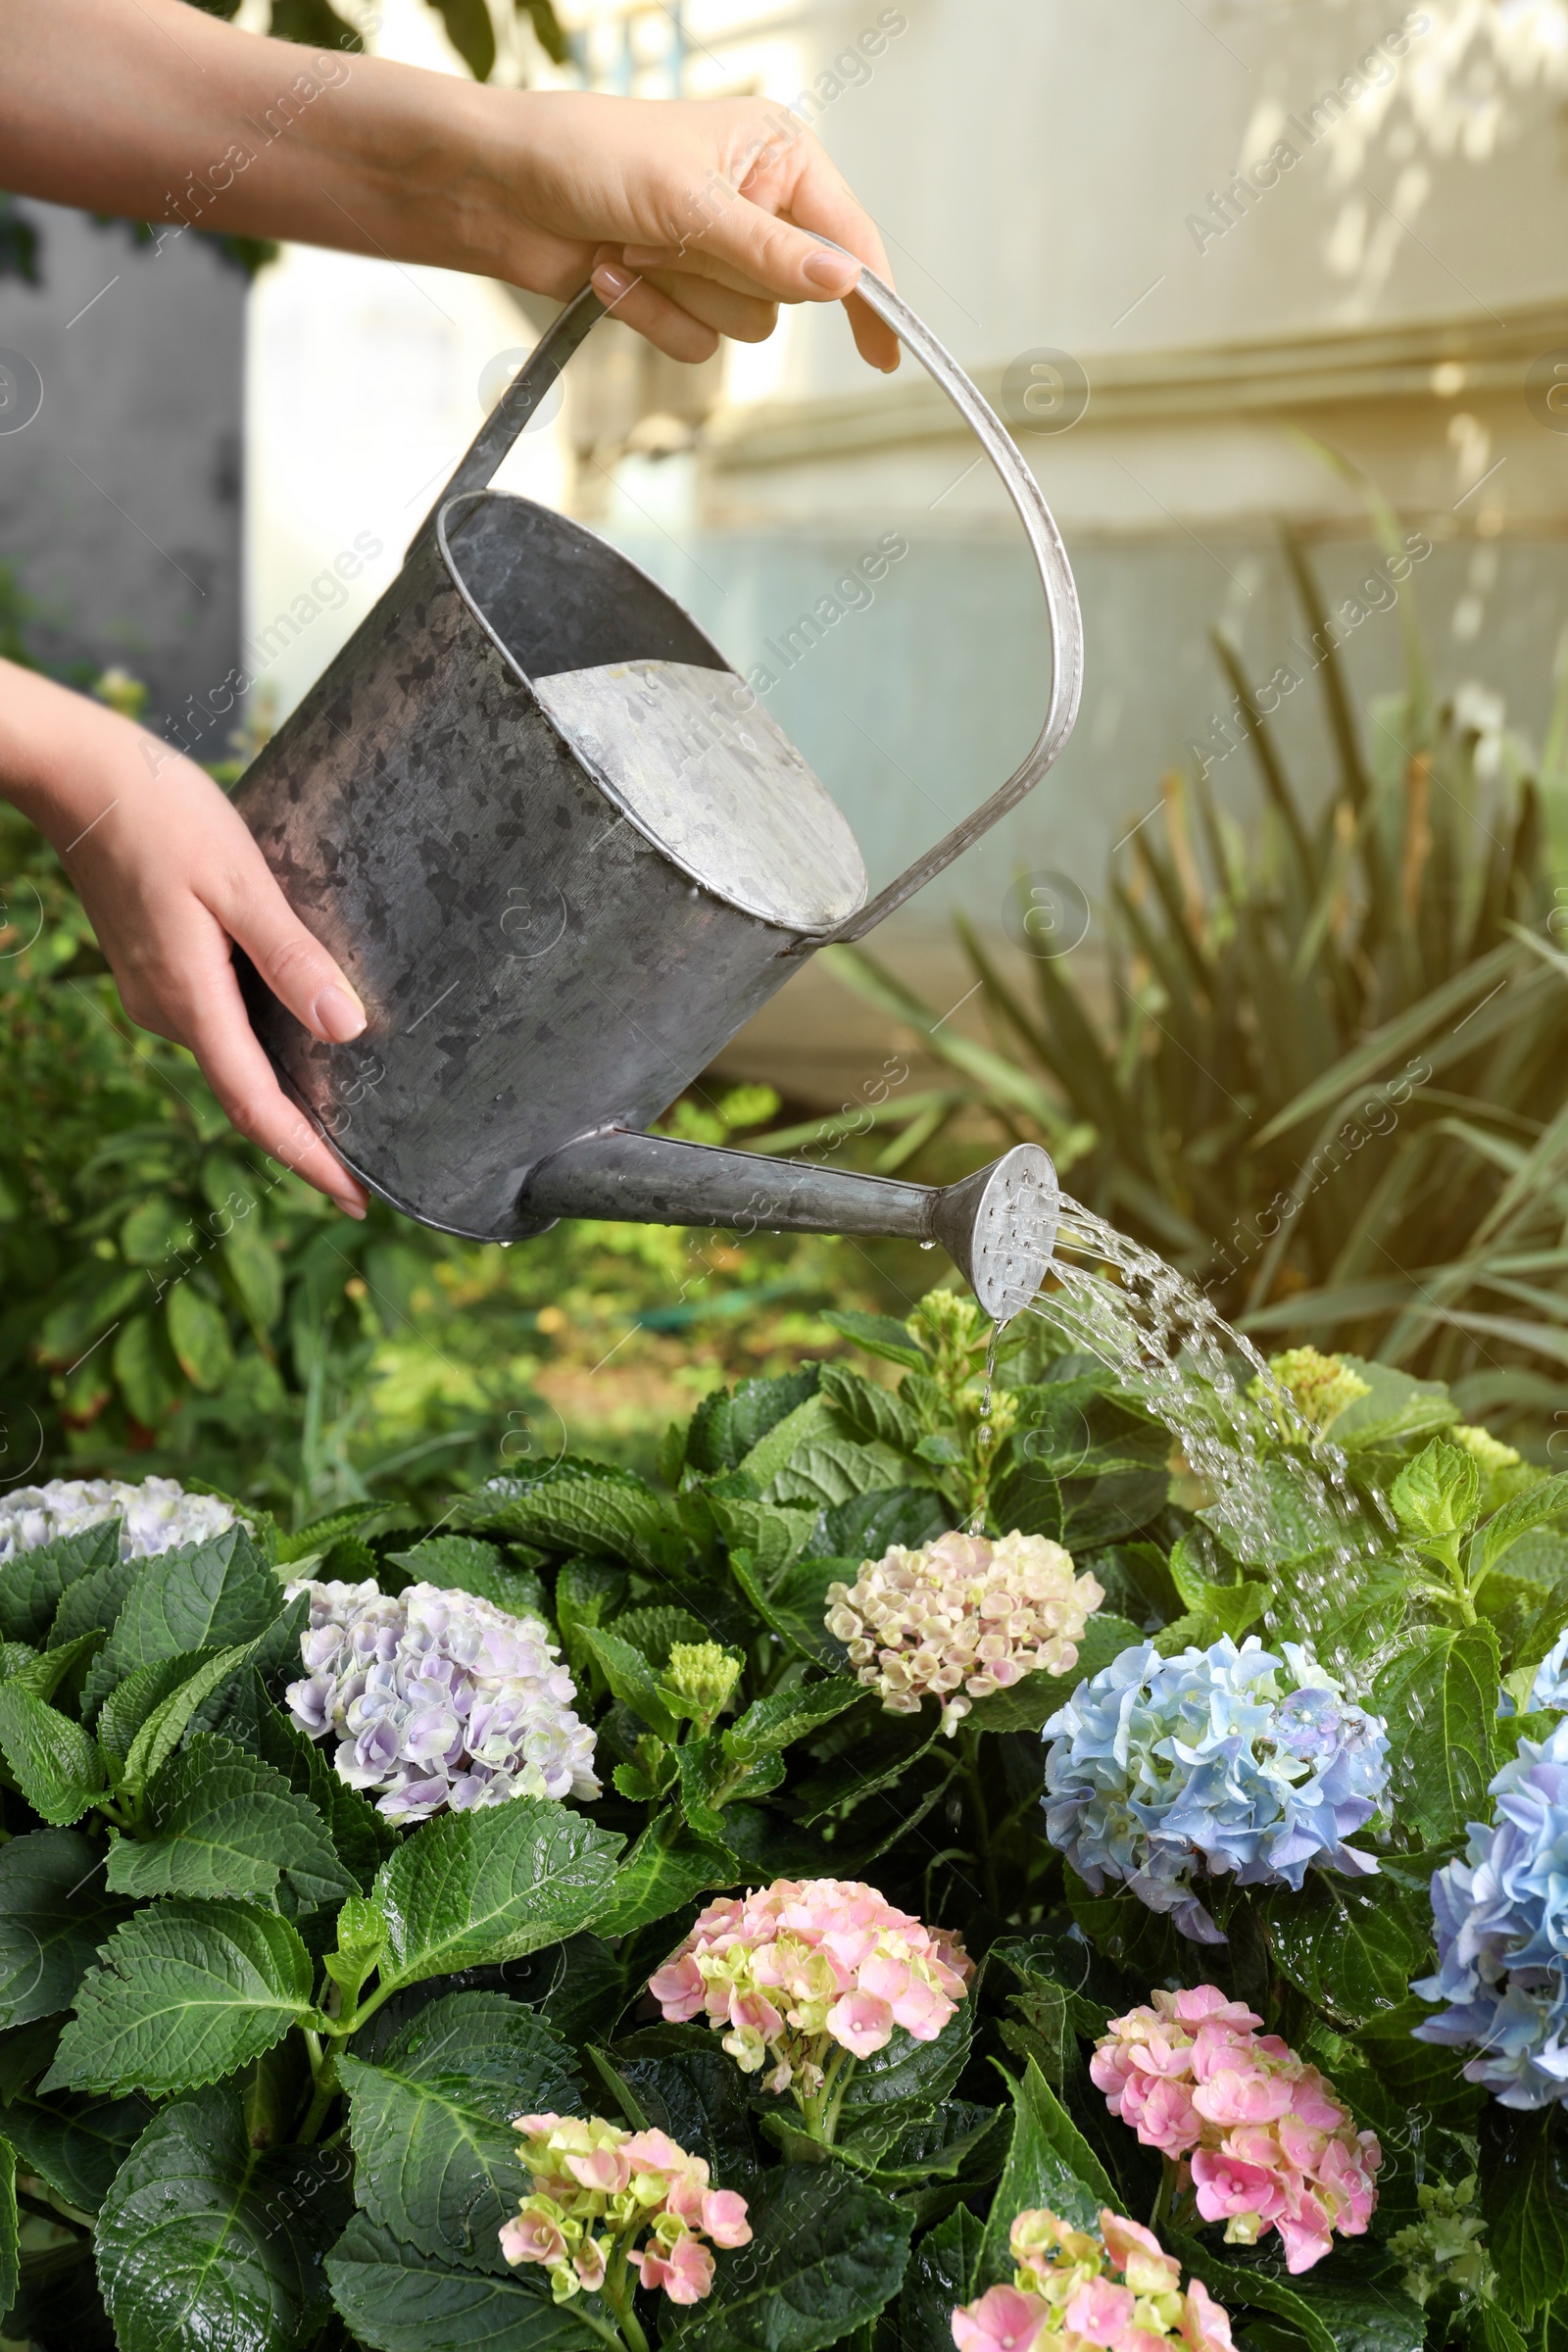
[0,1,898,368]
[0,662,369,1217]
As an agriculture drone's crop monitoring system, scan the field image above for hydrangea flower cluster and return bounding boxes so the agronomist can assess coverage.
[0,1475,241,1561]
[1258,1348,1370,1430]
[649,1877,971,2100]
[1090,1985,1381,2274]
[1529,1629,1568,1714]
[825,1530,1104,1736]
[1413,1714,1568,2107]
[1042,1635,1390,1941]
[500,2114,750,2310]
[951,2205,1236,2352]
[284,1577,598,1819]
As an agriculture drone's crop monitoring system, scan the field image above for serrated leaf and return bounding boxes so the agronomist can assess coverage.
[44,1898,315,2096]
[688,1369,823,1476]
[1481,2098,1568,2318]
[578,1623,679,1741]
[605,2024,760,2189]
[97,2080,353,2352]
[591,1822,740,1938]
[166,1278,235,1392]
[677,1737,783,1838]
[1374,1625,1499,1849]
[902,2203,985,2352]
[822,1487,950,1559]
[763,1438,912,1511]
[0,1517,120,1645]
[822,1309,928,1373]
[1266,1866,1433,2028]
[248,1682,396,1888]
[340,1991,579,2270]
[0,1829,130,2032]
[661,2164,912,2352]
[385,1536,550,1625]
[106,1732,355,1908]
[98,1645,221,1776]
[964,1611,1145,1735]
[460,1476,678,1571]
[736,1393,838,1490]
[0,2132,14,2315]
[370,1796,622,1993]
[608,1605,713,1667]
[119,1638,258,1795]
[46,1544,141,1651]
[0,1683,104,1824]
[7,1626,103,1705]
[1282,2272,1426,2352]
[81,1526,281,1719]
[817,1363,922,1456]
[1165,2227,1335,2352]
[792,1705,940,1823]
[727,1547,848,1670]
[1480,1472,1568,1580]
[723,1677,860,1762]
[836,2000,973,2131]
[973,2058,1115,2287]
[1356,1993,1484,2127]
[3,2084,152,2213]
[326,2213,604,2352]
[1392,1438,1481,1541]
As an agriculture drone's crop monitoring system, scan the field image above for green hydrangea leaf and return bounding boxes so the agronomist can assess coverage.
[1392,1438,1481,1542]
[1481,2099,1568,2319]
[658,2163,912,2352]
[0,1682,104,1824]
[105,1732,355,1908]
[1373,1623,1499,1850]
[339,1990,579,2271]
[901,2203,985,2352]
[686,1369,822,1476]
[118,1640,259,1797]
[722,1678,860,1762]
[0,2132,15,2314]
[247,1682,396,1888]
[325,2213,604,2351]
[1265,1864,1434,2028]
[44,1897,316,2096]
[0,1517,120,1645]
[96,2081,353,2352]
[98,1646,223,1778]
[835,2000,974,2132]
[47,1545,142,1652]
[590,1821,740,1939]
[369,1796,622,1993]
[975,2058,1115,2287]
[821,1310,928,1374]
[964,1612,1145,1735]
[3,2085,153,2214]
[0,1828,131,2032]
[80,1526,282,1720]
[727,1548,849,1672]
[817,1363,922,1457]
[577,1624,680,1742]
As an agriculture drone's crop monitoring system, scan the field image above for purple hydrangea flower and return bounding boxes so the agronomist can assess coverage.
[284,1578,599,1819]
[1041,1634,1390,1942]
[0,1476,242,1561]
[1413,1718,1568,2107]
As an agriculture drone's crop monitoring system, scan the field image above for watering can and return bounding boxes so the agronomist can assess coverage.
[233,257,1083,1320]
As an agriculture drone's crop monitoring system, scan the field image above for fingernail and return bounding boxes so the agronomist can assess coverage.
[803,249,857,292]
[334,1193,368,1221]
[316,984,367,1043]
[592,263,636,303]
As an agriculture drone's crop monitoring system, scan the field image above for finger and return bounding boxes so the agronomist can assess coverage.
[186,960,368,1215]
[622,262,777,344]
[590,263,719,362]
[207,843,368,1048]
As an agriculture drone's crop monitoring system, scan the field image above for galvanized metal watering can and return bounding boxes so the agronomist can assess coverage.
[234,259,1084,1319]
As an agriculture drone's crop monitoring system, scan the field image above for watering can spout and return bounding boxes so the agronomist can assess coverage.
[515,1134,1059,1326]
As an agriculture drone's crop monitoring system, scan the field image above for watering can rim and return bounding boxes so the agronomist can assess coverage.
[416,245,1086,956]
[433,484,869,938]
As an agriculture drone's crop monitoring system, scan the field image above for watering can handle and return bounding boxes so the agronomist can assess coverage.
[428,254,1084,947]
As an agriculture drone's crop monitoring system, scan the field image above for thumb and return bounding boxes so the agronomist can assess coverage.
[212,847,368,1047]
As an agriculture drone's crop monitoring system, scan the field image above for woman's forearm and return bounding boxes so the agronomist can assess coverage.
[0,0,510,276]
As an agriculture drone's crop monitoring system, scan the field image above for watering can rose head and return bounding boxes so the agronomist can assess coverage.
[951,2204,1237,2352]
[825,1529,1104,1736]
[648,1877,971,2107]
[1091,1985,1381,2273]
[1042,1635,1390,1942]
[284,1575,598,1817]
[0,1473,243,1561]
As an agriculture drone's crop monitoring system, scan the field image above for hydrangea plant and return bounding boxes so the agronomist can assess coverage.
[0,1323,1565,2352]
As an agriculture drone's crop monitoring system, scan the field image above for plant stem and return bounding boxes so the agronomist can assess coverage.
[601,2244,651,2352]
[1152,2155,1177,2236]
[960,1731,1001,1911]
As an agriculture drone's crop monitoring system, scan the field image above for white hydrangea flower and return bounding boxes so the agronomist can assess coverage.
[284,1577,600,1820]
[0,1475,242,1561]
[825,1529,1104,1736]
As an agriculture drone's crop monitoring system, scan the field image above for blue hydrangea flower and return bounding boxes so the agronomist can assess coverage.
[1413,1718,1568,2108]
[1530,1630,1568,1714]
[1041,1634,1391,1942]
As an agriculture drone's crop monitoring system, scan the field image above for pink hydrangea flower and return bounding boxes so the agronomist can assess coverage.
[952,2206,1234,2352]
[649,1877,972,2107]
[500,2113,750,2308]
[1091,1988,1381,2274]
[826,1530,1104,1735]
